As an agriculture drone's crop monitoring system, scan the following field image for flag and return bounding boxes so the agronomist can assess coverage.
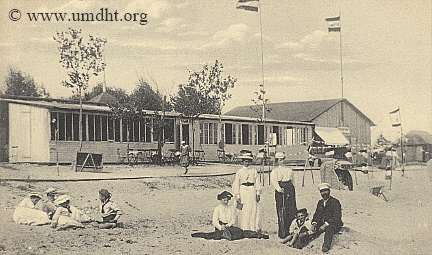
[389,108,401,127]
[237,0,259,12]
[325,16,341,32]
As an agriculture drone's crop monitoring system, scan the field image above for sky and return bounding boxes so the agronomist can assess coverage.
[1,0,431,142]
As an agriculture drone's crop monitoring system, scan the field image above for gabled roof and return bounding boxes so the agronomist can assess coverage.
[89,92,119,105]
[403,130,432,145]
[225,98,375,126]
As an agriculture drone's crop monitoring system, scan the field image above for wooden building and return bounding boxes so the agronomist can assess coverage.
[0,95,314,163]
[226,98,376,145]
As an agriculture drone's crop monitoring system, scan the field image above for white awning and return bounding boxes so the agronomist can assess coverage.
[315,127,350,146]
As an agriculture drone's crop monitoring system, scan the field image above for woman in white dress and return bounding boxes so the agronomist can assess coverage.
[232,153,262,231]
[13,193,51,226]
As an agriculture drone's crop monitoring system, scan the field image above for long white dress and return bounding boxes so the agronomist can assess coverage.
[13,197,51,226]
[232,166,262,231]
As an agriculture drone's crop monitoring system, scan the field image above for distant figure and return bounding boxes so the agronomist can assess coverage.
[180,141,191,174]
[281,208,314,249]
[232,152,262,232]
[271,152,297,238]
[13,193,51,226]
[311,183,343,253]
[51,195,91,230]
[98,189,123,229]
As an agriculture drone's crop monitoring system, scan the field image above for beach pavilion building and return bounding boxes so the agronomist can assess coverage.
[0,95,315,163]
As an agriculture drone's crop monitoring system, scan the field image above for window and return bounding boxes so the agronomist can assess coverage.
[108,116,114,141]
[101,115,108,141]
[88,115,95,141]
[114,118,121,142]
[50,112,57,140]
[241,124,250,145]
[73,114,79,141]
[257,125,265,145]
[200,122,218,144]
[225,123,233,144]
[164,118,175,143]
[58,113,66,140]
[95,115,101,141]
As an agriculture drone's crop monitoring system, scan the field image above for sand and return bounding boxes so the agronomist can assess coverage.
[0,163,431,254]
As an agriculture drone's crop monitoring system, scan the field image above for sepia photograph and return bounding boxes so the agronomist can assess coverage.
[0,0,431,254]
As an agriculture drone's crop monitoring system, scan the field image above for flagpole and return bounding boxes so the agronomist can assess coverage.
[399,108,405,176]
[258,0,268,185]
[339,11,344,126]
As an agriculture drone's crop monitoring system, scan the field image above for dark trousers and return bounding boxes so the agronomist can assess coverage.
[275,181,297,238]
[314,223,342,250]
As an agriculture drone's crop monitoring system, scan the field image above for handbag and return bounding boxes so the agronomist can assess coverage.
[236,200,243,210]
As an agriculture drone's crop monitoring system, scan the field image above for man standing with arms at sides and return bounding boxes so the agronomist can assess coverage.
[311,183,343,253]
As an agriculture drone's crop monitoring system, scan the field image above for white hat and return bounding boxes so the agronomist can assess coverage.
[29,192,43,198]
[318,183,331,191]
[275,152,286,159]
[181,141,186,144]
[54,195,71,206]
[44,187,57,194]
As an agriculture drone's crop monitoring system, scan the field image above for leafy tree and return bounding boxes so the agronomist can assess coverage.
[4,67,50,97]
[110,78,170,165]
[171,60,236,161]
[54,28,106,150]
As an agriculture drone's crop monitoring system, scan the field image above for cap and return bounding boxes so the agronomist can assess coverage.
[318,183,331,191]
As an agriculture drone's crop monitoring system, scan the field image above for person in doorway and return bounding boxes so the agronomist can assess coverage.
[180,141,191,174]
[311,183,343,253]
[270,152,297,239]
[232,152,262,232]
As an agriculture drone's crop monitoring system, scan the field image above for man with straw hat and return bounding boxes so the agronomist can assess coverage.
[271,152,297,239]
[232,151,262,232]
[311,183,343,253]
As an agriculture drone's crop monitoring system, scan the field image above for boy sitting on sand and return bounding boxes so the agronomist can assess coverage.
[281,208,314,249]
[97,189,123,229]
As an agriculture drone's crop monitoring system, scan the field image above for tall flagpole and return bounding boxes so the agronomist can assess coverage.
[398,108,405,176]
[339,12,344,126]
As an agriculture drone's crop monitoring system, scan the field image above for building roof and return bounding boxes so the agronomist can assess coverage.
[88,92,119,105]
[403,130,432,145]
[225,98,376,126]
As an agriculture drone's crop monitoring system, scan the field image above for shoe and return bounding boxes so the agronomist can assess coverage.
[322,245,330,253]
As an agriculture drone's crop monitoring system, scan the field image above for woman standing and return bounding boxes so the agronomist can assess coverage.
[232,153,262,232]
[180,141,191,174]
[270,152,297,239]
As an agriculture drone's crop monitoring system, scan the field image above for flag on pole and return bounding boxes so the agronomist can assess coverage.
[325,16,341,32]
[389,108,401,127]
[237,0,259,12]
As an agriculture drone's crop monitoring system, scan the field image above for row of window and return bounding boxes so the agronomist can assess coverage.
[50,112,310,146]
[199,122,310,146]
[50,112,175,143]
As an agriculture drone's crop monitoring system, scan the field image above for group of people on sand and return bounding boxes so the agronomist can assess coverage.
[13,188,123,230]
[201,151,343,253]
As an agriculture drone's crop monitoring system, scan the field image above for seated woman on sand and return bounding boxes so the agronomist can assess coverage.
[51,195,92,230]
[13,193,51,226]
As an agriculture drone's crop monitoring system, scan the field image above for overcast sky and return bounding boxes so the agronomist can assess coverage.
[1,0,431,142]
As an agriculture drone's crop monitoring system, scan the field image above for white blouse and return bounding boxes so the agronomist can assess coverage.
[232,166,262,197]
[212,204,237,230]
[270,166,294,191]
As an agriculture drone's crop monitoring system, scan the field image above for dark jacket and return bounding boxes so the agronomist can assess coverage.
[312,196,343,227]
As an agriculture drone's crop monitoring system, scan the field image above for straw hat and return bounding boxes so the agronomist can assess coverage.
[29,193,43,198]
[44,187,57,195]
[54,195,71,206]
[275,152,286,159]
[239,153,253,160]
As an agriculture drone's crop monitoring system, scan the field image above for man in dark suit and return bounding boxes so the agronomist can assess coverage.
[311,183,343,253]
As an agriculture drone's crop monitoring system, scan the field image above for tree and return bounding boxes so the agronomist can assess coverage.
[110,78,170,165]
[171,60,236,163]
[54,28,106,150]
[4,67,50,97]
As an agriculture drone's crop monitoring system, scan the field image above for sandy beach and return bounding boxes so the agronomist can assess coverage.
[1,163,431,255]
